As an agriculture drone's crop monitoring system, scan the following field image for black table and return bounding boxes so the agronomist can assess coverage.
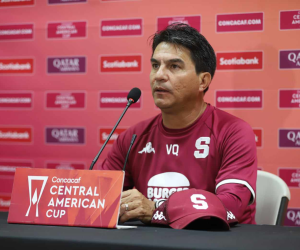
[0,212,300,250]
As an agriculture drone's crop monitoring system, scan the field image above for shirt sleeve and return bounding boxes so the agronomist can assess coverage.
[99,130,134,190]
[215,119,257,206]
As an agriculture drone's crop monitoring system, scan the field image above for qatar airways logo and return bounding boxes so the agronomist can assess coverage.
[0,0,34,7]
[100,55,142,73]
[48,0,87,4]
[46,127,85,144]
[280,10,300,30]
[217,51,263,70]
[0,24,33,40]
[216,12,263,32]
[279,129,300,148]
[157,15,201,32]
[0,59,33,74]
[285,209,300,226]
[47,57,86,73]
[280,50,300,69]
[26,176,48,217]
[147,172,190,202]
[101,18,142,37]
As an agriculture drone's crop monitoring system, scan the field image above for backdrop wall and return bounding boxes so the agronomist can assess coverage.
[0,0,299,226]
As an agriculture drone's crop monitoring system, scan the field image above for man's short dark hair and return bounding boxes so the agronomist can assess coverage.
[151,23,216,94]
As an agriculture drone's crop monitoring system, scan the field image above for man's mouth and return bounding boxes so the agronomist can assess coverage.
[155,87,169,93]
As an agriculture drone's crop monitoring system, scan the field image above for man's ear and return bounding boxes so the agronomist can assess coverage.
[198,72,212,93]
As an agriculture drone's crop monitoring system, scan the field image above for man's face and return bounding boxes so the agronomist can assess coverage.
[150,42,201,112]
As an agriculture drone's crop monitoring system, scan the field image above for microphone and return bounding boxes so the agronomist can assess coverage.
[123,134,137,171]
[89,88,141,170]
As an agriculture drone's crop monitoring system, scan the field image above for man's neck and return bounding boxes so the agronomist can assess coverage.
[161,102,207,129]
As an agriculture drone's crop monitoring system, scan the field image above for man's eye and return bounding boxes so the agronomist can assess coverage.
[152,64,159,69]
[171,64,179,69]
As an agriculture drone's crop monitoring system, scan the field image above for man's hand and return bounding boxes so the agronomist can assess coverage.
[119,189,155,224]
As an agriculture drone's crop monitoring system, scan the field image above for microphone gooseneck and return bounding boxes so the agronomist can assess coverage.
[123,134,137,171]
[89,88,141,170]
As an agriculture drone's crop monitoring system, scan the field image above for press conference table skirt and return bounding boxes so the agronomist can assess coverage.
[0,212,300,250]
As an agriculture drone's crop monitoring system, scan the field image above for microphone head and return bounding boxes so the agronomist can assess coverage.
[127,87,141,103]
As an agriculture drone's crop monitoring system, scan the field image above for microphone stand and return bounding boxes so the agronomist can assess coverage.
[89,99,134,170]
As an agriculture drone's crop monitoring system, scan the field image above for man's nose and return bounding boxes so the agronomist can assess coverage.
[155,65,168,81]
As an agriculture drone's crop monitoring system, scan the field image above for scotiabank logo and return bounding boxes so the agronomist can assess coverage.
[279,129,300,148]
[46,162,85,170]
[217,51,263,70]
[216,12,263,32]
[47,56,86,74]
[26,176,48,217]
[99,91,141,108]
[0,24,33,40]
[279,89,300,108]
[285,208,300,226]
[46,92,85,109]
[100,55,142,73]
[279,50,300,69]
[0,58,33,74]
[48,0,86,4]
[0,0,34,7]
[147,172,190,202]
[157,15,201,32]
[216,90,263,109]
[101,19,142,37]
[253,129,262,147]
[0,92,32,108]
[47,21,86,39]
[99,128,127,145]
[45,127,85,144]
[280,10,300,30]
[0,195,11,212]
[279,168,300,188]
[0,127,32,143]
[0,160,32,176]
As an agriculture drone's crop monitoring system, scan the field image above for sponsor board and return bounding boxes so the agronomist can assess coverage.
[216,12,263,32]
[45,127,85,145]
[0,160,32,176]
[45,162,85,170]
[280,10,300,30]
[99,91,141,109]
[215,90,263,109]
[253,128,262,147]
[279,129,300,148]
[47,21,87,39]
[285,208,300,227]
[100,55,142,73]
[99,128,127,145]
[0,92,33,109]
[46,92,85,109]
[279,50,300,69]
[279,168,300,188]
[279,89,300,108]
[0,24,33,41]
[0,127,32,143]
[0,0,34,7]
[0,58,34,74]
[0,195,11,212]
[0,176,14,194]
[48,0,86,4]
[101,18,142,37]
[217,51,263,70]
[47,56,86,74]
[8,168,124,228]
[157,15,201,32]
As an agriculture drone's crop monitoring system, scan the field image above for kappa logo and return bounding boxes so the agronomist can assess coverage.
[138,142,155,154]
[227,211,236,220]
[26,176,48,217]
[152,211,166,221]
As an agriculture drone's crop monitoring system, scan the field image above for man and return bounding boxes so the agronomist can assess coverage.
[100,23,257,225]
